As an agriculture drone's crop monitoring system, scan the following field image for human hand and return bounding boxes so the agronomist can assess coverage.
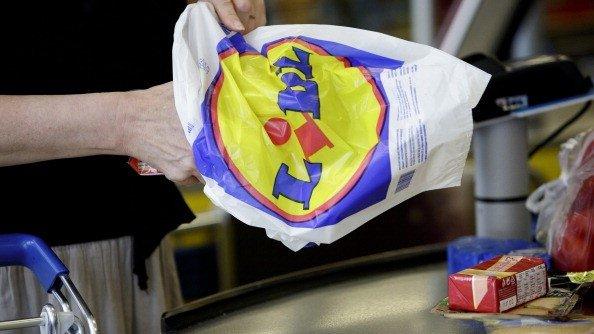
[202,0,266,33]
[120,82,202,185]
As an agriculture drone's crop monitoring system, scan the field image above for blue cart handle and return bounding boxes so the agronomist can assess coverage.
[0,234,69,292]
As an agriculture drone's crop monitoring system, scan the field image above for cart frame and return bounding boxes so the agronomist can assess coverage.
[0,234,98,334]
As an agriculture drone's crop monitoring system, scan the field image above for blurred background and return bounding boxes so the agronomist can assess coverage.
[170,0,594,303]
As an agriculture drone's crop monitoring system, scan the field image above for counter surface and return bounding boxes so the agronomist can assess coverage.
[179,263,478,333]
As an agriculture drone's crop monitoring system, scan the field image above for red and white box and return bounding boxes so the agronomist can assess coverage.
[448,255,547,313]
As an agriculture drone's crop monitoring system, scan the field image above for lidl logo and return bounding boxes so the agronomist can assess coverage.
[199,34,402,224]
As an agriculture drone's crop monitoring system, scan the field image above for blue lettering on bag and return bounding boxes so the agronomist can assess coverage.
[272,160,322,210]
[276,47,320,119]
[272,46,323,207]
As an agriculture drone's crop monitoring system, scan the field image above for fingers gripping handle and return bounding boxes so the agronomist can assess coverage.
[0,234,69,292]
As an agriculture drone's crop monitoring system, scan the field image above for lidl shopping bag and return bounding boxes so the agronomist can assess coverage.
[172,3,490,250]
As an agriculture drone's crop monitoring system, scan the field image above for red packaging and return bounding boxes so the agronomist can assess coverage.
[128,157,162,176]
[448,255,547,313]
[553,175,594,272]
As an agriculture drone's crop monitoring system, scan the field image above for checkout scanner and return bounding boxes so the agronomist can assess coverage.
[467,54,593,122]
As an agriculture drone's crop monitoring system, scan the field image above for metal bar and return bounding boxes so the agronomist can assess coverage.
[72,316,86,334]
[410,0,435,46]
[59,276,98,334]
[52,289,87,334]
[52,289,72,312]
[438,0,482,55]
[0,317,43,330]
[473,118,531,239]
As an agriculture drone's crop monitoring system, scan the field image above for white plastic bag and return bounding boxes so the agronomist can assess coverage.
[172,3,490,250]
[526,134,581,245]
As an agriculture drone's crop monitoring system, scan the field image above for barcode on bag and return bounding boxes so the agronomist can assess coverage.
[396,121,427,170]
[395,170,415,192]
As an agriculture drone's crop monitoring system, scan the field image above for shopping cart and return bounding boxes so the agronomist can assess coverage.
[0,234,98,333]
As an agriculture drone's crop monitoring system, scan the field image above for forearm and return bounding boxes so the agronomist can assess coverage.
[0,83,199,184]
[0,92,130,166]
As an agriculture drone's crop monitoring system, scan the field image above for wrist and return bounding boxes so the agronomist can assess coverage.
[113,90,144,157]
[70,91,135,157]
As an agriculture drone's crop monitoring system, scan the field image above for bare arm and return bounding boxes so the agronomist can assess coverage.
[0,84,200,184]
[0,92,127,165]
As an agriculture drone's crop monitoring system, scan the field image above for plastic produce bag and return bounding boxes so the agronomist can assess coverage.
[172,3,490,250]
[527,130,594,271]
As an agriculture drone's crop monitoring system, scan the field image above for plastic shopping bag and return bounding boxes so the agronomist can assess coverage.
[172,3,490,250]
[527,130,594,272]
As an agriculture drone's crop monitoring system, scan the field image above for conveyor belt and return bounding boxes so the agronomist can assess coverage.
[162,244,484,333]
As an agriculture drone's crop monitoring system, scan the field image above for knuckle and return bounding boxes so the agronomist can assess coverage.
[211,0,233,14]
[234,0,252,12]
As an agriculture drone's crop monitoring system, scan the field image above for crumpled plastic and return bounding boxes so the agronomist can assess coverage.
[172,3,490,250]
[527,130,594,272]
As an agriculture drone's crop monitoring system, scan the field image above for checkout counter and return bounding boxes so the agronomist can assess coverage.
[163,245,480,333]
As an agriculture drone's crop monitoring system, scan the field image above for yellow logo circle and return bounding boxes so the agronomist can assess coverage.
[209,38,385,222]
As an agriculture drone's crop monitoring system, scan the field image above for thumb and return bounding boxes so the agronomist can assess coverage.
[207,0,245,31]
